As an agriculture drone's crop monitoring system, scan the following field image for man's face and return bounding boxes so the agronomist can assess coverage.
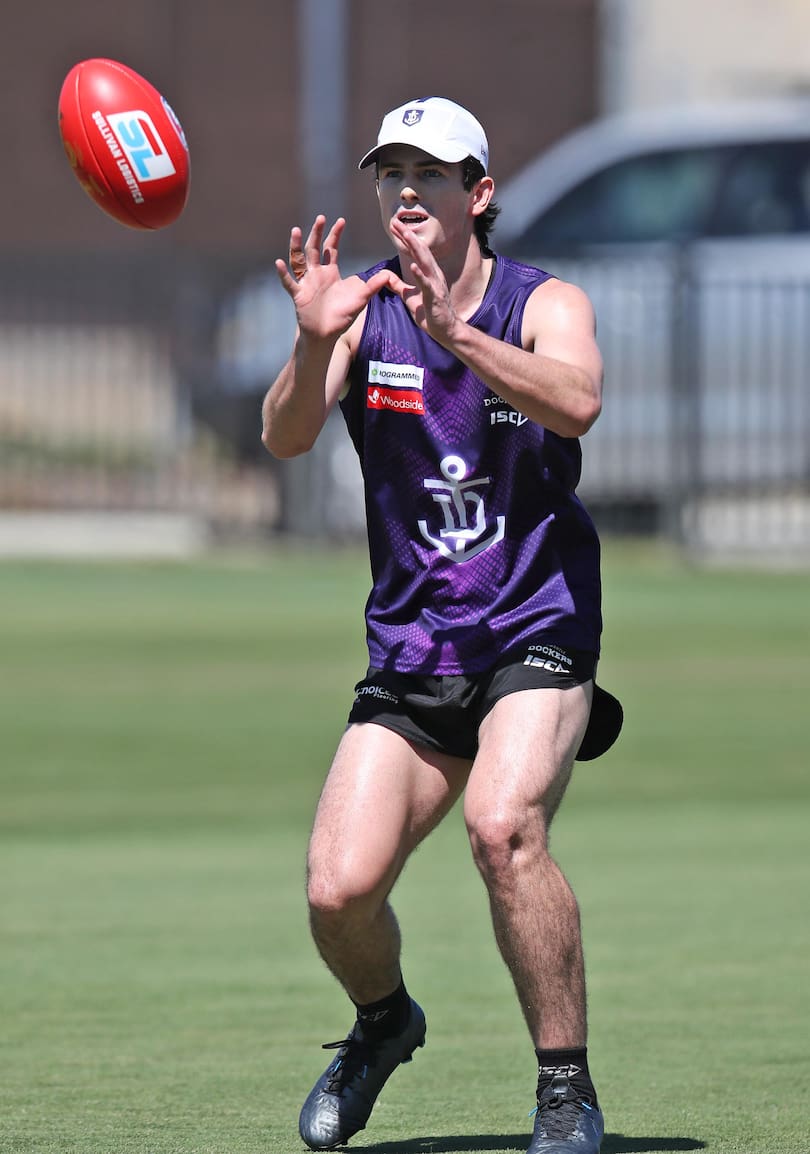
[375,145,473,257]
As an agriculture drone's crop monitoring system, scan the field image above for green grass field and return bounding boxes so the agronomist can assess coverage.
[1,542,808,1154]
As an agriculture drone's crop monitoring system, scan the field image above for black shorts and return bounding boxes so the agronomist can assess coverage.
[346,641,623,762]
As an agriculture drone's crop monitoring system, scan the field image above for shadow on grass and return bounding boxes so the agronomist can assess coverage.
[354,1136,706,1154]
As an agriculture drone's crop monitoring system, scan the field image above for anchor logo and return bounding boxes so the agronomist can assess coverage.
[417,454,505,563]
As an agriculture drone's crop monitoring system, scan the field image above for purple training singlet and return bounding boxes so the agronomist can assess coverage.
[339,253,602,675]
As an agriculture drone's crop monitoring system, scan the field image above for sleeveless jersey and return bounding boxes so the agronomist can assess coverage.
[340,253,602,675]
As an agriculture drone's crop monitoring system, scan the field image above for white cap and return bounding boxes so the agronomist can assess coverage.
[358,97,489,173]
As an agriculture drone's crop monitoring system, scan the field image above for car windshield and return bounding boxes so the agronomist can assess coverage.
[708,140,810,234]
[509,138,810,249]
[513,145,732,248]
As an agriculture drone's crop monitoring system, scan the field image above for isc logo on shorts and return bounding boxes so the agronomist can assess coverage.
[106,110,177,181]
[524,655,571,673]
[524,645,574,674]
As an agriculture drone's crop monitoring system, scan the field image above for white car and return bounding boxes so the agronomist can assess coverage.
[496,96,810,251]
[493,98,810,527]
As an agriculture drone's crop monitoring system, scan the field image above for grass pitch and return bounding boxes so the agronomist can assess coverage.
[1,542,808,1153]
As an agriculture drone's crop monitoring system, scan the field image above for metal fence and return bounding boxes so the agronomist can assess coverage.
[0,252,281,552]
[547,242,810,558]
[1,246,809,560]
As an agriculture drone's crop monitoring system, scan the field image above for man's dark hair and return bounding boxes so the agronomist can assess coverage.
[462,157,500,255]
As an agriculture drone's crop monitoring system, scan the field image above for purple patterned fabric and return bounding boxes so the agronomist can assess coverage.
[339,253,602,674]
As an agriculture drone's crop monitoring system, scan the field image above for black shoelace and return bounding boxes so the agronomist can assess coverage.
[321,1034,375,1094]
[533,1075,595,1141]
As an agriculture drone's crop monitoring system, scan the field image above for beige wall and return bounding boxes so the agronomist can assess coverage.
[600,0,810,113]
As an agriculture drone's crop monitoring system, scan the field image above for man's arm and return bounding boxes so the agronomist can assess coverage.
[260,215,406,459]
[448,278,603,439]
[389,219,602,439]
[261,329,352,459]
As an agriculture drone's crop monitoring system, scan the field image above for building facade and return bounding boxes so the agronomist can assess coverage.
[6,0,598,258]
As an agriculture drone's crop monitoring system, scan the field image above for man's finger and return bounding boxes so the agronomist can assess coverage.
[322,217,347,266]
[274,258,299,296]
[290,249,307,280]
[304,215,327,262]
[367,268,416,298]
[287,227,307,281]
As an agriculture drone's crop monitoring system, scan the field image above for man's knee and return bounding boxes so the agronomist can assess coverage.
[465,803,548,880]
[306,855,387,923]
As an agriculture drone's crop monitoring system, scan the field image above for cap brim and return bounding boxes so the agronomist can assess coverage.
[357,141,474,171]
[575,684,624,762]
[358,146,382,170]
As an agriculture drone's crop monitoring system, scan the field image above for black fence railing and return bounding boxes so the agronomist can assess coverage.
[1,246,809,559]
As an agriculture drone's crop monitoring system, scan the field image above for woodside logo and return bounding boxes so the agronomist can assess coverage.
[367,361,425,414]
[367,385,425,414]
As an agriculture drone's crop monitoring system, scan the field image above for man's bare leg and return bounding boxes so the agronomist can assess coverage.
[299,723,468,1150]
[464,685,604,1154]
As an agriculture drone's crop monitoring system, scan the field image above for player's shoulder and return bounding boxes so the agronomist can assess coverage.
[511,262,597,345]
[525,270,595,320]
[493,253,593,309]
[492,251,554,288]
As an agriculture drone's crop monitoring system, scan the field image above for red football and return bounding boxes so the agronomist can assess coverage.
[58,58,190,230]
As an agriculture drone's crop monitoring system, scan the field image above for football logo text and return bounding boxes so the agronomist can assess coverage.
[106,110,177,182]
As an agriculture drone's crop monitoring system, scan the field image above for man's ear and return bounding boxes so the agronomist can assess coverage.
[471,175,495,216]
